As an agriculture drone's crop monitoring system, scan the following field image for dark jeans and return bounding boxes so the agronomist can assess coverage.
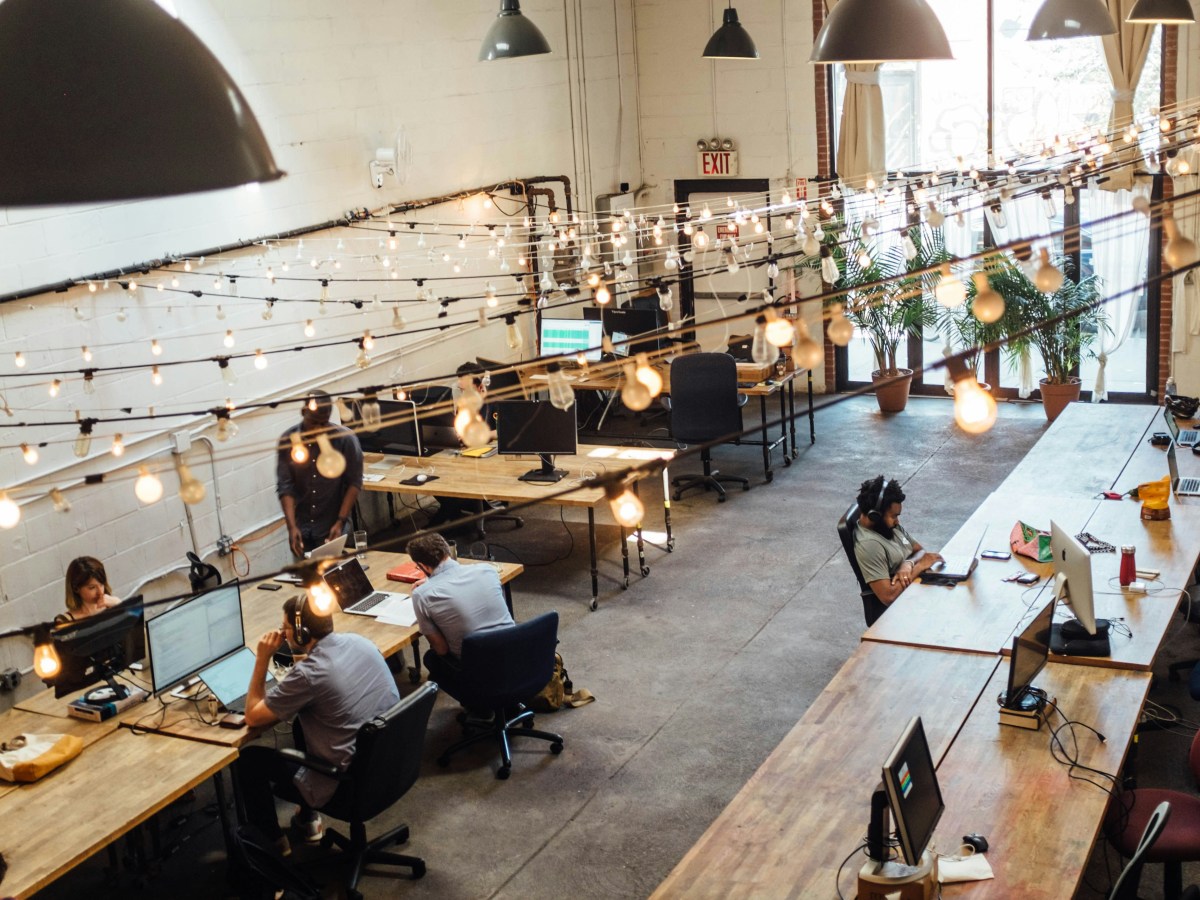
[235,745,312,840]
[423,650,470,705]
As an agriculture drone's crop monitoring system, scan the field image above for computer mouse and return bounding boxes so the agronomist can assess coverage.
[963,833,988,853]
[416,473,428,483]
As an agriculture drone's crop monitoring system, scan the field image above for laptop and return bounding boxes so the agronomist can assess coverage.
[1165,407,1199,447]
[322,557,411,618]
[275,533,349,583]
[1168,441,1200,496]
[199,647,273,713]
[928,529,987,582]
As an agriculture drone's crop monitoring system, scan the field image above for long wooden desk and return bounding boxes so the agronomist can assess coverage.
[935,661,1150,898]
[0,707,120,801]
[651,642,999,899]
[363,446,659,609]
[0,728,235,899]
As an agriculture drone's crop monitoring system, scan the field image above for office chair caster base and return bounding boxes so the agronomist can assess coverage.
[623,578,629,588]
[551,741,563,754]
[783,456,792,467]
[589,598,598,611]
[496,765,511,780]
[718,494,727,503]
[765,471,774,483]
[641,566,650,577]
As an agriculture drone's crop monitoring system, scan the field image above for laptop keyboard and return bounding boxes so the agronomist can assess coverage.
[1181,478,1200,493]
[348,591,388,612]
[1180,430,1199,445]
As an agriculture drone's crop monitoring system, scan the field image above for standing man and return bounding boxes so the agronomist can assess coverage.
[406,534,513,704]
[240,595,399,854]
[277,390,364,557]
[853,475,943,609]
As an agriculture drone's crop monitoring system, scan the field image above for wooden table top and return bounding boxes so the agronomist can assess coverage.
[0,728,234,899]
[1001,404,1157,498]
[863,493,1099,655]
[651,643,1000,900]
[0,708,121,800]
[935,661,1150,899]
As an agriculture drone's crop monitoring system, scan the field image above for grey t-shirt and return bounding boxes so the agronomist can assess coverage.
[412,559,514,658]
[854,522,916,585]
[265,631,399,807]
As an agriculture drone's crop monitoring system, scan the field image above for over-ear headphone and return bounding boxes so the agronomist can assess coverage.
[292,603,310,646]
[867,477,891,523]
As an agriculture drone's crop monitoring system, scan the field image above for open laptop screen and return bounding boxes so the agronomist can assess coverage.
[322,558,375,609]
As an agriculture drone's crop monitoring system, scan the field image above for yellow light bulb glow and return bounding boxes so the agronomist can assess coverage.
[134,467,164,504]
[948,358,997,435]
[606,483,644,529]
[307,581,337,616]
[827,313,854,347]
[290,433,309,464]
[1034,248,1064,293]
[620,363,652,411]
[634,354,663,397]
[970,273,1005,324]
[21,443,37,465]
[764,314,796,348]
[177,463,206,505]
[934,264,967,308]
[315,433,347,479]
[33,638,61,680]
[0,491,20,529]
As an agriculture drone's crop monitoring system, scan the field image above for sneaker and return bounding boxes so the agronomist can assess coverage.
[290,809,324,844]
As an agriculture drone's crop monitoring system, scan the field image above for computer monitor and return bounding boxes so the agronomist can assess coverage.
[582,306,664,353]
[413,384,459,451]
[477,357,525,400]
[146,581,245,695]
[539,317,604,362]
[869,716,944,867]
[50,596,145,701]
[1049,520,1109,656]
[1002,599,1055,711]
[494,400,578,483]
[358,399,424,456]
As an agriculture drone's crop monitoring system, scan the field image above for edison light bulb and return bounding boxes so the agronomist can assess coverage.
[0,491,19,529]
[621,363,652,411]
[151,365,163,386]
[304,319,316,338]
[934,264,966,308]
[74,427,93,458]
[546,363,575,410]
[178,463,206,505]
[111,434,125,457]
[254,350,268,370]
[1034,249,1064,293]
[223,329,235,348]
[356,349,370,369]
[1164,216,1200,270]
[135,467,164,504]
[506,318,524,350]
[971,274,1005,324]
[607,484,644,529]
[220,360,237,385]
[803,232,820,257]
[765,315,796,348]
[21,443,37,465]
[83,373,95,394]
[692,227,709,250]
[315,433,347,479]
[458,386,484,414]
[217,417,238,442]
[290,433,309,464]
[819,246,839,283]
[362,330,375,351]
[454,407,475,441]
[307,581,337,616]
[953,376,998,435]
[793,336,823,370]
[658,285,674,312]
[13,351,25,368]
[361,396,382,429]
[33,638,61,679]
[988,202,1007,230]
[902,231,918,261]
[151,339,162,356]
[463,416,491,447]
[634,355,663,398]
[751,316,773,365]
[827,312,854,347]
[82,346,93,363]
[595,284,612,306]
[51,488,71,513]
[926,203,945,228]
[392,306,406,330]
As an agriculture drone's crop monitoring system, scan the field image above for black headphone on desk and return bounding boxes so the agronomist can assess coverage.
[291,601,311,646]
[867,477,893,524]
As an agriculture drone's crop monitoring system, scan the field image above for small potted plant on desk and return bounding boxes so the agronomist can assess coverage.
[992,253,1107,423]
[840,225,945,413]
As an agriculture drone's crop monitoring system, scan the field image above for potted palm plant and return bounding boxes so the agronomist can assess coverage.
[937,252,1012,391]
[990,255,1107,422]
[838,225,946,412]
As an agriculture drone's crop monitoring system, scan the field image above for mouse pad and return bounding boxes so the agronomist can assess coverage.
[400,475,439,485]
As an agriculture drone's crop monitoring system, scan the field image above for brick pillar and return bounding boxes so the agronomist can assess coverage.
[1159,26,1178,399]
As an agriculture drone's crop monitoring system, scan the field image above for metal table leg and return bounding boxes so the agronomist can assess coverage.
[634,480,648,577]
[759,395,773,482]
[662,467,674,552]
[588,507,599,610]
[409,637,422,683]
[788,378,798,458]
[620,525,630,589]
[779,384,792,467]
[807,370,815,445]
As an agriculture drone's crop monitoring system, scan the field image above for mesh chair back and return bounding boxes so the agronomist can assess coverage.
[325,681,438,825]
[837,503,888,628]
[459,611,559,708]
[668,352,742,443]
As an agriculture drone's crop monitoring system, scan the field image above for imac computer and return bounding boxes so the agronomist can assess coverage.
[495,400,578,483]
[357,398,426,457]
[866,716,944,877]
[145,581,245,695]
[50,596,146,701]
[1001,599,1055,712]
[1049,520,1111,657]
[412,384,459,452]
[539,317,604,362]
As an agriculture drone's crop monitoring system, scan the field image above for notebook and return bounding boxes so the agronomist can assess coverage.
[199,647,273,714]
[1168,441,1200,496]
[322,557,412,619]
[927,529,987,583]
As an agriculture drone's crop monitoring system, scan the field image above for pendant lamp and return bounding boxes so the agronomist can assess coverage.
[1027,0,1117,39]
[0,0,283,206]
[479,0,552,61]
[811,0,953,63]
[703,4,760,59]
[1126,0,1196,23]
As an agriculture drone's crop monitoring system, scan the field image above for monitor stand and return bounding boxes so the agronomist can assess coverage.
[1050,575,1111,657]
[84,671,132,704]
[519,454,566,484]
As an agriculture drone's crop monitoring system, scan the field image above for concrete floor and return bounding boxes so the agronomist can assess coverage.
[30,394,1199,900]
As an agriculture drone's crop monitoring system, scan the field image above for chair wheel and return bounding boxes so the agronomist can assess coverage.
[589,598,598,611]
[551,742,564,754]
[411,860,426,879]
[718,494,727,503]
[783,456,792,467]
[496,765,511,780]
[641,566,650,577]
[437,755,450,767]
[742,483,750,491]
[672,491,682,501]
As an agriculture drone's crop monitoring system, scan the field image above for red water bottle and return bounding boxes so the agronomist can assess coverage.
[1119,545,1137,586]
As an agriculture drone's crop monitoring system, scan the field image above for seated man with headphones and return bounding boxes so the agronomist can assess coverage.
[854,475,943,608]
[238,595,399,855]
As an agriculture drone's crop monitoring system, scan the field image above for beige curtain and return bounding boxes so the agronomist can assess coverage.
[825,0,885,184]
[1100,0,1153,191]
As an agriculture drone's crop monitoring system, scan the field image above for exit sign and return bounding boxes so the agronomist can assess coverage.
[697,150,739,177]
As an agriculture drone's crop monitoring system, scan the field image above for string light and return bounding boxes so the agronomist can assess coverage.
[634,354,664,398]
[32,627,61,679]
[948,357,997,435]
[546,362,575,410]
[254,349,268,370]
[111,434,125,457]
[606,481,644,529]
[934,264,967,308]
[505,314,524,350]
[74,421,93,458]
[290,433,309,464]
[620,362,652,411]
[216,305,226,321]
[1164,214,1200,269]
[307,578,337,616]
[50,488,71,514]
[14,351,25,368]
[304,319,316,337]
[751,315,773,365]
[827,309,854,346]
[223,329,235,348]
[216,413,238,442]
[151,339,162,356]
[81,346,93,363]
[177,462,206,505]
[764,311,796,348]
[362,330,375,351]
[151,365,163,386]
[220,358,237,385]
[0,492,20,529]
[134,466,164,504]
[971,274,1005,324]
[360,394,382,428]
[315,434,347,479]
[48,379,61,398]
[21,443,38,465]
[595,283,612,306]
[1034,248,1064,293]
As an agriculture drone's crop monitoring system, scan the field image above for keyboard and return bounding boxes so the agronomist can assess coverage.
[1180,429,1199,446]
[1180,477,1200,493]
[347,591,388,613]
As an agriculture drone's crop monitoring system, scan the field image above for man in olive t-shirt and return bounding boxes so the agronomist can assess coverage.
[853,475,943,610]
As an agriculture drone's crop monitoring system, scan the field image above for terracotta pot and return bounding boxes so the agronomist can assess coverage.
[1039,377,1082,423]
[872,368,914,413]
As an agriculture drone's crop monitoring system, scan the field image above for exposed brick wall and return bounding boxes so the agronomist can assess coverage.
[1159,25,1178,399]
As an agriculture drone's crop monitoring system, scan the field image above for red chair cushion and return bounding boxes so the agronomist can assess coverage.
[1107,789,1200,861]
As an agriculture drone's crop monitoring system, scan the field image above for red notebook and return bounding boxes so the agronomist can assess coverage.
[387,561,426,585]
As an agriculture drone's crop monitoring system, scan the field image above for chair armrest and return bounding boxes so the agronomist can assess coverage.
[276,747,344,780]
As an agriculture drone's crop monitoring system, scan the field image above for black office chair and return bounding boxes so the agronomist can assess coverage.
[837,502,889,628]
[186,551,221,593]
[435,612,564,780]
[278,682,438,900]
[665,352,750,503]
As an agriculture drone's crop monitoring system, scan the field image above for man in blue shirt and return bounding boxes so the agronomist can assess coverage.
[239,595,399,854]
[276,390,364,557]
[407,534,513,705]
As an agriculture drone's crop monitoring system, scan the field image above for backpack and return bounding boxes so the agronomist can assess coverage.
[528,652,594,712]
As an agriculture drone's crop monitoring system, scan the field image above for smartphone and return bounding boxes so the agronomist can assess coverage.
[257,582,283,591]
[1016,572,1040,585]
[981,550,1011,561]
